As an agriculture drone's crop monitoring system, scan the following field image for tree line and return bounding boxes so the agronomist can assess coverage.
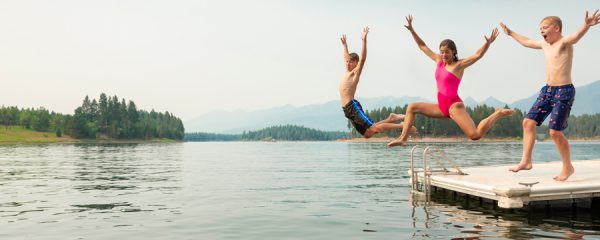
[0,106,52,132]
[349,104,600,139]
[0,93,184,140]
[241,125,346,141]
[184,105,600,142]
[185,132,241,141]
[563,114,600,138]
[185,125,347,141]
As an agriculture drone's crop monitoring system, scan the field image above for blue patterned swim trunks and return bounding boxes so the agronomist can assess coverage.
[526,84,575,131]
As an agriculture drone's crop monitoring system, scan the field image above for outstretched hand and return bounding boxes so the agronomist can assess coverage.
[340,34,347,46]
[485,28,499,44]
[404,15,414,32]
[361,26,370,40]
[499,22,511,35]
[584,9,600,27]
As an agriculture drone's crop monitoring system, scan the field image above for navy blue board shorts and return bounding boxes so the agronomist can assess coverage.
[526,84,575,131]
[343,99,374,136]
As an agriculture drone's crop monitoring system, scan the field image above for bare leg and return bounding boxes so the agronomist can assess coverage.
[381,113,405,123]
[365,122,417,138]
[474,108,515,137]
[388,102,444,147]
[549,129,574,181]
[509,119,536,172]
[447,103,478,139]
[449,103,515,141]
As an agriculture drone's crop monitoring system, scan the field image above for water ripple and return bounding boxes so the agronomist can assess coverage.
[1,142,600,239]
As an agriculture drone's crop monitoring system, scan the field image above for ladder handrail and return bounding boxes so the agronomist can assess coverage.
[422,146,431,199]
[410,145,464,175]
[408,145,466,199]
[409,145,421,191]
[423,146,448,172]
[424,146,465,175]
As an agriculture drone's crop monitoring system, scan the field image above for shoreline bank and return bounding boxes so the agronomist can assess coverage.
[0,139,183,144]
[1,127,182,144]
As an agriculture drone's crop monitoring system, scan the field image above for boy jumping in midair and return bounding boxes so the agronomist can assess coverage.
[340,27,414,138]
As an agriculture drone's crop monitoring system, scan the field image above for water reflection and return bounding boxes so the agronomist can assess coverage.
[0,143,183,223]
[409,190,600,239]
[1,142,599,239]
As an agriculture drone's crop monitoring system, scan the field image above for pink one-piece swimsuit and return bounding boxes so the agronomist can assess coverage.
[435,60,462,117]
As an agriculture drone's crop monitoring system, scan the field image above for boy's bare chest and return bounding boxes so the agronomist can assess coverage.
[342,71,358,82]
[544,42,570,59]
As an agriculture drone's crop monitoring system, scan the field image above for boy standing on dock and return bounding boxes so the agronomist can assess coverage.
[501,10,600,181]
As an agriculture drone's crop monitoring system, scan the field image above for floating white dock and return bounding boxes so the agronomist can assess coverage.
[410,159,600,208]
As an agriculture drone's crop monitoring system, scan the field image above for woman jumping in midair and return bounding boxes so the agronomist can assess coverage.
[388,15,514,147]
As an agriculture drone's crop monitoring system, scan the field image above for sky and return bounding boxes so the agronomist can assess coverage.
[1,0,599,121]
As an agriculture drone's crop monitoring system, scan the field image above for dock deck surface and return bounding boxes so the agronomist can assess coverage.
[411,159,600,208]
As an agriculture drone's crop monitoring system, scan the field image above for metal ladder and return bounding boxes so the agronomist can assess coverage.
[409,145,467,201]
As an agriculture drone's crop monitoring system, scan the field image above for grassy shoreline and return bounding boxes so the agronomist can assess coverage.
[0,126,181,144]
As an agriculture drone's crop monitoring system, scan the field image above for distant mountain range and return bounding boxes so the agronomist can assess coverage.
[185,96,429,133]
[186,80,600,133]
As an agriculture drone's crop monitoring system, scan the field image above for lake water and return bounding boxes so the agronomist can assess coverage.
[2,141,600,239]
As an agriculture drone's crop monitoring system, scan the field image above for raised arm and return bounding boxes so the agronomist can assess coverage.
[499,22,542,49]
[458,28,498,69]
[405,15,438,62]
[341,34,350,64]
[563,10,600,45]
[356,26,369,74]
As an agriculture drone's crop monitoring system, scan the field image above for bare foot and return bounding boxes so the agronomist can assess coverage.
[563,232,584,239]
[410,126,418,134]
[496,108,515,117]
[387,138,407,148]
[509,162,532,172]
[389,113,405,122]
[553,165,575,181]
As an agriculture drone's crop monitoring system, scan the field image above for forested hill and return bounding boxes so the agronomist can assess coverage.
[241,125,346,141]
[184,105,600,141]
[184,109,600,142]
[185,125,346,141]
[185,132,241,141]
[357,104,600,139]
[0,93,184,140]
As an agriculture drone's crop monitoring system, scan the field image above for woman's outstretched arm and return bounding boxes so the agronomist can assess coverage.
[405,15,439,63]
